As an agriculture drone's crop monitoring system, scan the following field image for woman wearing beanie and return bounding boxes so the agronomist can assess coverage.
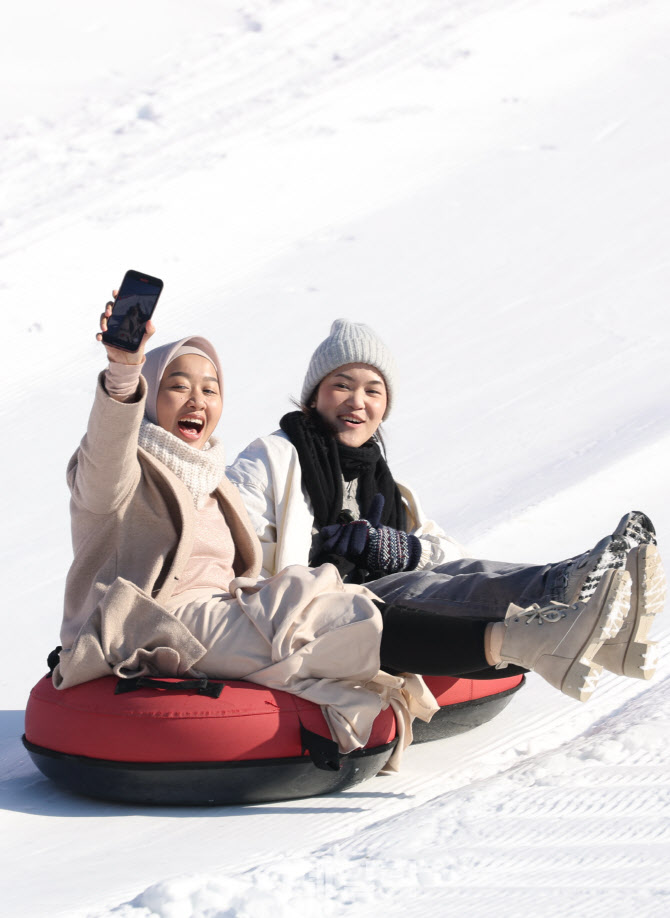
[230,319,466,582]
[52,294,665,779]
[228,319,665,687]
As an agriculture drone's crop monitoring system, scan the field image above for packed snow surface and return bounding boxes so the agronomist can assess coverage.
[1,1,669,915]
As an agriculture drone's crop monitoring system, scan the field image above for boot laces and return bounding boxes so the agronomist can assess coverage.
[517,600,574,624]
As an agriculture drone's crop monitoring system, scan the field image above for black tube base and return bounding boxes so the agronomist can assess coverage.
[411,677,525,744]
[22,737,397,807]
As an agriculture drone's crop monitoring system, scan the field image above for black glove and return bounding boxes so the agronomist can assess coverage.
[320,494,422,576]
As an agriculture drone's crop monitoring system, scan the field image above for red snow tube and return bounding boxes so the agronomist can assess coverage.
[23,671,524,806]
[23,674,397,806]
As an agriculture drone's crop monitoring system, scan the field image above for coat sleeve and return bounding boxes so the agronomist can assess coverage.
[67,371,147,515]
[397,481,469,568]
[227,437,281,577]
[228,432,316,578]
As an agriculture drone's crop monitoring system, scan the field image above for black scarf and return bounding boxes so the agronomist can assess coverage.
[279,411,407,575]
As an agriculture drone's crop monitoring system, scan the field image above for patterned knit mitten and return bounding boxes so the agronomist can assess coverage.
[365,525,422,575]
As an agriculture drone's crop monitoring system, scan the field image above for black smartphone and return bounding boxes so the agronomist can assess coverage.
[101,269,164,352]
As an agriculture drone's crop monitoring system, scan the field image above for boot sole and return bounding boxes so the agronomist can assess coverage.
[596,544,665,679]
[570,511,655,605]
[560,569,632,702]
[613,510,657,546]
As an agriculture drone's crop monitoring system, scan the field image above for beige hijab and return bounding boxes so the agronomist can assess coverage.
[141,336,223,425]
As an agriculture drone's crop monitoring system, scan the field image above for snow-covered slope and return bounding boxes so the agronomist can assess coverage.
[1,2,669,916]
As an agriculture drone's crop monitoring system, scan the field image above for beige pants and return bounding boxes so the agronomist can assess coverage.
[167,564,398,754]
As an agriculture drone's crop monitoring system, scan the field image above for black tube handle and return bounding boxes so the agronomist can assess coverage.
[114,676,224,698]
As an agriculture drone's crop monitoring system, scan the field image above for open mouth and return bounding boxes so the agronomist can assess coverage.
[177,416,205,440]
[340,415,363,426]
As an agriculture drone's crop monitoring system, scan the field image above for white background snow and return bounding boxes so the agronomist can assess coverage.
[2,1,669,915]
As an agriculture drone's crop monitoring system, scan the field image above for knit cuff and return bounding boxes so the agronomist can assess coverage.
[104,361,144,402]
[406,533,422,571]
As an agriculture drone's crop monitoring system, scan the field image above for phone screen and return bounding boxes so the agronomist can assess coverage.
[102,270,163,352]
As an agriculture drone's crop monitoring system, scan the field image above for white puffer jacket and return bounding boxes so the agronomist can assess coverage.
[227,430,467,580]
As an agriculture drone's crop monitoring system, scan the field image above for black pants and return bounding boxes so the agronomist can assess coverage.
[369,556,565,680]
[378,603,528,680]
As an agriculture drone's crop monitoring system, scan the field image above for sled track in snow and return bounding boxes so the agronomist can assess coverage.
[0,0,521,258]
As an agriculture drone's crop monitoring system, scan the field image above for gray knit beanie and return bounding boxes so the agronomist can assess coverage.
[300,319,397,417]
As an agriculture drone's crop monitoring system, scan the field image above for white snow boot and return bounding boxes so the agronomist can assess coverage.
[594,543,665,679]
[498,569,632,702]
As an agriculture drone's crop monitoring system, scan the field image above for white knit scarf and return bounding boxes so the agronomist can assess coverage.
[138,419,227,508]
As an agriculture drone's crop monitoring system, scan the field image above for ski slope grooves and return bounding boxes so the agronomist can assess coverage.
[93,674,670,917]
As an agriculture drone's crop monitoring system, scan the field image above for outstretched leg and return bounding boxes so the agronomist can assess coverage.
[379,571,632,701]
[377,511,665,700]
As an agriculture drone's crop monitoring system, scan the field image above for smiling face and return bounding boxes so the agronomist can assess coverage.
[313,362,387,448]
[156,354,222,449]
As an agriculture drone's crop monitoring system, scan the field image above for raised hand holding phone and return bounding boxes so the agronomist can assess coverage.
[97,269,163,364]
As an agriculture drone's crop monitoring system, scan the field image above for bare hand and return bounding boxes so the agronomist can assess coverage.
[96,288,155,364]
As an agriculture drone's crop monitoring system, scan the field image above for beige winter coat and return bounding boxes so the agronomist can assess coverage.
[54,373,437,762]
[57,373,262,656]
